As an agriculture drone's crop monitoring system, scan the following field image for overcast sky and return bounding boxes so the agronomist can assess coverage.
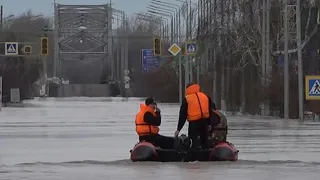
[1,0,151,17]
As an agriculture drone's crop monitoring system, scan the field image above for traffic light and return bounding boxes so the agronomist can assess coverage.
[153,38,162,56]
[23,45,32,54]
[40,37,49,56]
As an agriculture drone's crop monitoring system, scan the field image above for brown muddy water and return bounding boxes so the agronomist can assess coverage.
[0,97,319,180]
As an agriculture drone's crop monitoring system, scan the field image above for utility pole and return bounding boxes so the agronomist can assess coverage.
[261,0,266,115]
[296,0,303,120]
[108,3,114,80]
[282,0,301,119]
[179,52,182,103]
[184,1,189,85]
[0,6,3,32]
[53,2,59,77]
[0,76,2,111]
[283,0,290,119]
[265,0,271,116]
[42,26,49,95]
[189,0,193,82]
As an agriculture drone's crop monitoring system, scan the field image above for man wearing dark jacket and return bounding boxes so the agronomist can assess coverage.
[174,83,220,149]
[135,97,174,149]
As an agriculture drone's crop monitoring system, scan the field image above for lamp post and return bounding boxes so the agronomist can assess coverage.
[149,1,186,104]
[151,0,183,42]
[148,5,177,41]
[144,13,170,41]
[151,0,182,42]
[138,17,162,37]
[135,13,165,38]
[147,9,174,42]
[113,10,129,85]
[175,0,193,83]
[176,0,192,40]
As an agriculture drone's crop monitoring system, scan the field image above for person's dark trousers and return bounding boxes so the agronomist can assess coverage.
[188,119,209,149]
[139,134,174,149]
[139,135,156,144]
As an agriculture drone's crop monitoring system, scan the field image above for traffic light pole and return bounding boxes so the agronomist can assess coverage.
[153,52,185,104]
[153,37,191,104]
[42,29,49,96]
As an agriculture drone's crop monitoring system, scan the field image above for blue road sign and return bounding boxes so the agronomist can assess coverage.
[185,42,197,55]
[5,42,18,55]
[305,75,320,100]
[141,49,160,73]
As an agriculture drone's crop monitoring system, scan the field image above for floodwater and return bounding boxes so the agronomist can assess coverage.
[0,97,320,180]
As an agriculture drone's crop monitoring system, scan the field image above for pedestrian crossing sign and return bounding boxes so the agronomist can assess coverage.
[305,75,320,100]
[5,42,18,55]
[185,42,197,55]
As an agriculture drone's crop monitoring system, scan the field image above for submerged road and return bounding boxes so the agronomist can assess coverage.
[0,97,319,179]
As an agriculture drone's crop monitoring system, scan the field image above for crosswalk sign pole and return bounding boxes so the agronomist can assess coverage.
[178,53,182,104]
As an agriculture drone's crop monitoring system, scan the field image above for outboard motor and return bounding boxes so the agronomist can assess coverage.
[176,134,192,152]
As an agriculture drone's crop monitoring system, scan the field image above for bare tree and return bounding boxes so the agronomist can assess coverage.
[196,0,320,117]
[0,10,51,102]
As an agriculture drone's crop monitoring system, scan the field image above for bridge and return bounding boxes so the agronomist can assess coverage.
[52,3,129,96]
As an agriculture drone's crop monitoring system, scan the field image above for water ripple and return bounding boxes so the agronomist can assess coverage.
[0,97,320,179]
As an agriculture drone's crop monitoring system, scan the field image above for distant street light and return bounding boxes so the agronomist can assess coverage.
[5,15,43,23]
[147,10,174,41]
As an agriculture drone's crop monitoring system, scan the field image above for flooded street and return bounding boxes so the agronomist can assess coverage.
[0,97,320,179]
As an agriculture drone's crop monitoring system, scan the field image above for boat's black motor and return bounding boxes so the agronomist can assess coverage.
[176,134,192,152]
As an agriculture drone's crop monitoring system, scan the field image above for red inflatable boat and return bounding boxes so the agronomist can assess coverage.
[130,138,238,162]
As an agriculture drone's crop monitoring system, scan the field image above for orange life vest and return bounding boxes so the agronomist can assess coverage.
[185,84,210,121]
[135,104,159,136]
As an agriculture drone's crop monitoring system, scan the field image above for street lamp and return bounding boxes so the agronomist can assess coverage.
[145,13,170,41]
[147,9,174,42]
[153,0,182,8]
[151,0,185,42]
[148,5,175,37]
[149,3,180,42]
[175,0,195,41]
[148,5,176,34]
[1,15,44,32]
[135,13,164,37]
[3,15,14,21]
[175,0,196,83]
[149,1,186,104]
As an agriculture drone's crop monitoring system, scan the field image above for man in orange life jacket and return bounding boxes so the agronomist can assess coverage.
[174,83,220,149]
[135,97,174,149]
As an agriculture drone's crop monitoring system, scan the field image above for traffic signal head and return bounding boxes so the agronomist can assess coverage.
[153,38,162,56]
[40,37,48,56]
[23,46,32,54]
[25,47,31,53]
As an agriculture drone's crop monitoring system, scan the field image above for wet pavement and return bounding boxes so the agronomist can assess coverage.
[0,97,320,180]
